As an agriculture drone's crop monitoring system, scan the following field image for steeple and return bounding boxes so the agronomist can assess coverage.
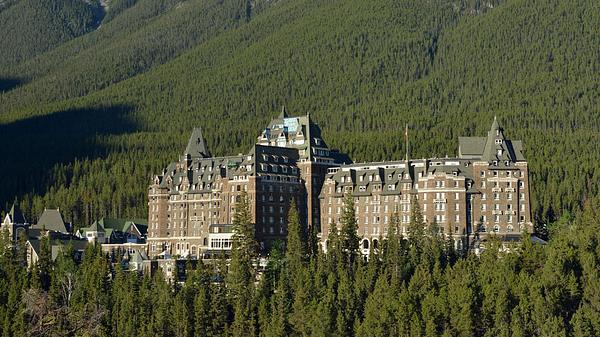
[489,116,505,141]
[491,115,499,132]
[482,117,512,163]
[185,127,210,159]
[279,106,288,119]
[8,203,26,224]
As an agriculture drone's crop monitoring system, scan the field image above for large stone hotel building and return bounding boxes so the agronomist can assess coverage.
[147,112,532,258]
[147,109,348,258]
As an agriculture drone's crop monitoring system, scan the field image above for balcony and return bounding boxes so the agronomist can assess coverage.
[492,210,502,215]
[433,199,447,203]
[505,188,515,192]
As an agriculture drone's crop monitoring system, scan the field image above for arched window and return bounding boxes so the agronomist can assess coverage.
[494,225,500,233]
[203,237,208,246]
[373,239,379,249]
[362,239,369,250]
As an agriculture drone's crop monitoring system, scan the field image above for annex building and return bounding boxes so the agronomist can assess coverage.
[148,112,532,258]
[320,117,533,253]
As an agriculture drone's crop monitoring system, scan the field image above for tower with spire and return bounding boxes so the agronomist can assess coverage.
[147,107,350,258]
[1,202,30,240]
[319,117,533,255]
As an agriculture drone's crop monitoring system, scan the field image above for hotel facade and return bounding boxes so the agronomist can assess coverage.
[320,117,532,253]
[147,112,532,257]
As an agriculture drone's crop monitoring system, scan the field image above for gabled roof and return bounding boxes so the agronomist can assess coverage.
[8,203,26,224]
[458,118,526,163]
[88,220,105,232]
[458,137,486,158]
[96,218,148,232]
[51,241,87,261]
[185,127,210,159]
[32,209,67,233]
[27,238,87,261]
[130,249,148,264]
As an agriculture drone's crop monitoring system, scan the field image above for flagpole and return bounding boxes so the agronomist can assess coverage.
[405,123,409,161]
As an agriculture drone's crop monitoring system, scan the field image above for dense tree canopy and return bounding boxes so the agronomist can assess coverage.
[0,193,599,336]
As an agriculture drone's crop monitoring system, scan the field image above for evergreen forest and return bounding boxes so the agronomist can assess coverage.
[1,192,600,336]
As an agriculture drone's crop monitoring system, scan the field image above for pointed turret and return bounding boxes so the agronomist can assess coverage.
[185,127,210,159]
[481,117,513,163]
[279,106,288,119]
[8,203,26,224]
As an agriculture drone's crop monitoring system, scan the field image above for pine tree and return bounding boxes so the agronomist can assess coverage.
[230,190,257,294]
[285,198,306,273]
[289,268,312,337]
[407,195,425,244]
[229,191,258,337]
[384,212,402,286]
[268,274,291,337]
[37,234,52,291]
[339,193,360,269]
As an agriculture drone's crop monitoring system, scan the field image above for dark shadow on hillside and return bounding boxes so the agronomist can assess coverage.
[0,78,23,93]
[0,104,137,208]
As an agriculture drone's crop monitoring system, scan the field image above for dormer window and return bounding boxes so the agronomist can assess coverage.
[495,139,502,144]
[497,149,503,156]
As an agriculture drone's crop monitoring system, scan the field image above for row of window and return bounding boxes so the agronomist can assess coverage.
[480,170,525,178]
[481,203,526,211]
[259,163,297,174]
[261,154,289,163]
[480,214,526,223]
[481,192,526,200]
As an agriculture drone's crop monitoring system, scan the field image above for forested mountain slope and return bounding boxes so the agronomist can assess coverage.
[0,0,598,232]
[0,0,271,112]
[0,0,102,69]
